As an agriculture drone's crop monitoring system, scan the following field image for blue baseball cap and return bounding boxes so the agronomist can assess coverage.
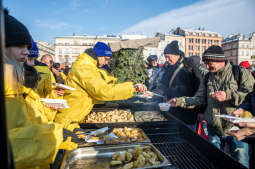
[93,41,112,57]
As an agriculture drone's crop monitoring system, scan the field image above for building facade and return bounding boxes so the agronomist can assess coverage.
[143,32,185,64]
[222,33,255,65]
[35,41,55,60]
[171,27,223,59]
[54,35,121,66]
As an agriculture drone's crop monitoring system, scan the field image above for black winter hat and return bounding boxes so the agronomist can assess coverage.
[202,45,225,62]
[4,10,32,49]
[164,40,182,55]
[147,55,158,63]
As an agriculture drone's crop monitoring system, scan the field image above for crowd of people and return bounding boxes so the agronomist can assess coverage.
[3,8,255,169]
[146,42,255,168]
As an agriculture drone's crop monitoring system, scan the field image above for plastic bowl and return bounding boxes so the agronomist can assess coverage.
[158,103,170,111]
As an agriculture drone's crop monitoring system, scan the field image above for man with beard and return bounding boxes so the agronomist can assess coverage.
[169,45,254,167]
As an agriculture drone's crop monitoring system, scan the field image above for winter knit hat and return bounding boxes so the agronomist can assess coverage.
[202,45,225,62]
[4,10,32,49]
[147,55,158,63]
[164,40,182,55]
[28,40,39,58]
[93,41,112,57]
[240,61,250,69]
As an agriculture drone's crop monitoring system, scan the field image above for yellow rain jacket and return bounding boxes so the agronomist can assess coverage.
[34,65,57,99]
[98,68,117,84]
[4,64,63,169]
[94,68,118,104]
[60,71,67,81]
[55,53,134,129]
[23,86,57,123]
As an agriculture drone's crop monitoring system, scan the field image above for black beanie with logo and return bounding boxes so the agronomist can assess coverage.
[202,45,225,62]
[4,10,32,49]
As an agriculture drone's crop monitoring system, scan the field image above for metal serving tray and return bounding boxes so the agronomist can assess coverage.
[134,111,167,122]
[60,143,171,169]
[77,127,151,147]
[84,109,135,123]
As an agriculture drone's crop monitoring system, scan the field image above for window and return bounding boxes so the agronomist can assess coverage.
[195,39,200,43]
[64,49,69,54]
[188,45,193,50]
[202,46,206,51]
[214,40,219,44]
[202,39,206,44]
[196,46,200,51]
[65,43,70,46]
[58,48,62,54]
[189,52,193,56]
[72,48,79,54]
[189,38,193,43]
[246,51,249,56]
[208,40,212,44]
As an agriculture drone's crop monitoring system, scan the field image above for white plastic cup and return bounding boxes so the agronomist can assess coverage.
[158,103,170,111]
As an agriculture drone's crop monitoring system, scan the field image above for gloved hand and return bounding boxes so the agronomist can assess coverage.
[58,137,78,151]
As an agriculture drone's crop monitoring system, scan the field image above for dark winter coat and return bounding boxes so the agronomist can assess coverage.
[155,56,200,124]
[239,83,255,116]
[148,65,161,90]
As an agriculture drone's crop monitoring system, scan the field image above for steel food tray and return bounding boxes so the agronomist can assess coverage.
[84,108,135,123]
[77,127,151,147]
[134,111,167,122]
[60,143,171,169]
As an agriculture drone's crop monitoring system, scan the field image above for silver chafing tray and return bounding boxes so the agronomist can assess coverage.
[77,127,151,147]
[60,143,171,169]
[134,111,167,122]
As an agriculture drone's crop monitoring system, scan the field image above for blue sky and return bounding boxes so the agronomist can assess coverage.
[4,0,255,44]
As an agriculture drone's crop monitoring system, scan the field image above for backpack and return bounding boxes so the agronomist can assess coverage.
[199,65,241,114]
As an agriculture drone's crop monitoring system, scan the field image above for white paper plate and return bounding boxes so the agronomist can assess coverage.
[215,114,255,123]
[41,98,69,108]
[52,83,75,90]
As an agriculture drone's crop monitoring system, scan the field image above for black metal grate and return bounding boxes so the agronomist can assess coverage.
[137,122,217,169]
[147,133,183,144]
[154,142,216,169]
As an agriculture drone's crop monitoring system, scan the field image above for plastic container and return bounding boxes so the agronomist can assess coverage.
[158,103,170,111]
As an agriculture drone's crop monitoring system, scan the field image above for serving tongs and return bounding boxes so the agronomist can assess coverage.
[73,127,110,137]
[63,128,84,143]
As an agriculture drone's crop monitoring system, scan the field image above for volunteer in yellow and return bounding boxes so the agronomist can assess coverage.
[55,42,147,130]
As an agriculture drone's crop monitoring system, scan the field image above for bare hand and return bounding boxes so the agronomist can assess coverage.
[142,91,153,98]
[52,68,60,76]
[49,106,57,110]
[228,127,255,141]
[169,98,176,107]
[238,122,255,128]
[212,91,227,102]
[54,88,64,96]
[232,108,244,117]
[134,84,147,93]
